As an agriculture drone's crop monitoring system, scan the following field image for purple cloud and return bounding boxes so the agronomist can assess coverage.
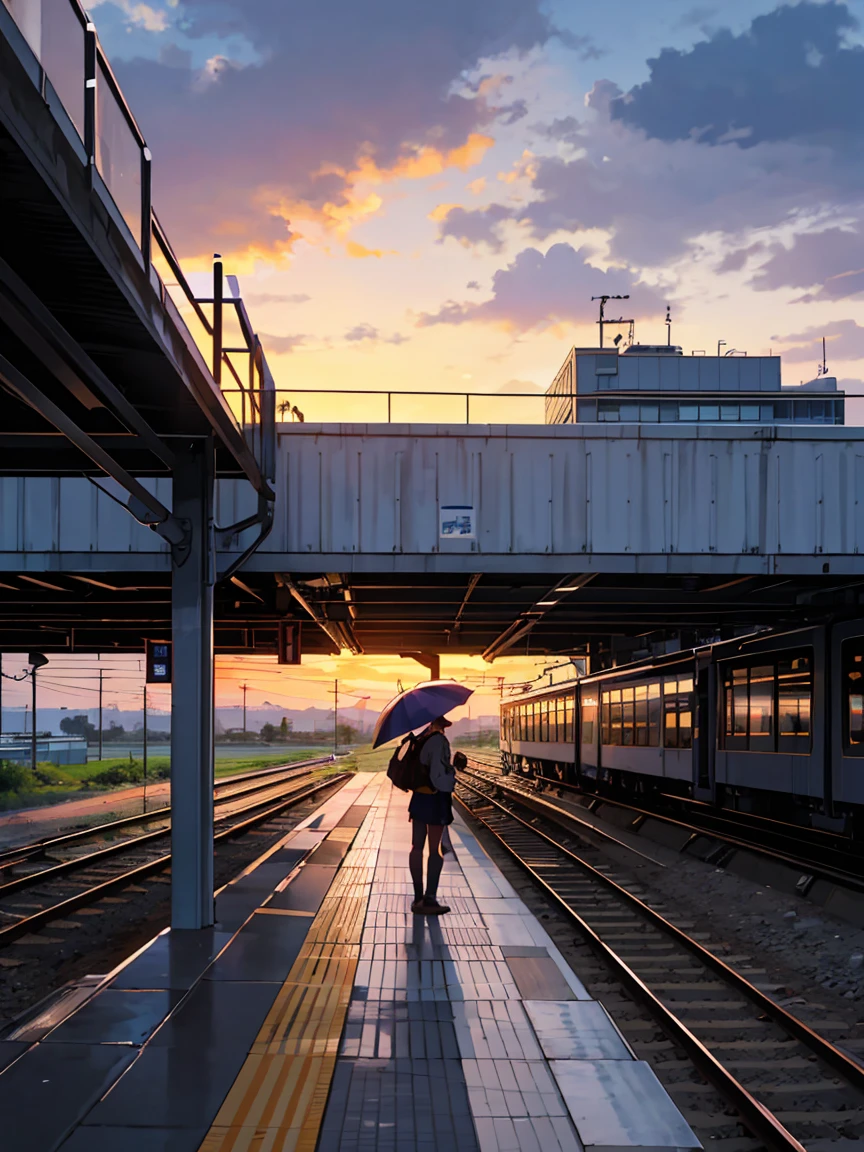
[436,203,516,251]
[416,243,665,334]
[110,0,554,256]
[611,3,864,149]
[771,319,864,363]
[751,228,864,299]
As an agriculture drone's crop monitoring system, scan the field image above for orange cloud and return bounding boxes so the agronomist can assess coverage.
[186,133,495,269]
[498,150,537,185]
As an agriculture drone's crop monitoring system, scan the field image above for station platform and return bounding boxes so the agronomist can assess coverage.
[0,773,701,1152]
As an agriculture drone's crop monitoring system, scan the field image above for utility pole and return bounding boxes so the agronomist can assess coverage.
[0,652,3,740]
[28,653,48,772]
[98,667,103,761]
[143,683,148,814]
[30,669,36,772]
[333,679,338,754]
[241,684,248,735]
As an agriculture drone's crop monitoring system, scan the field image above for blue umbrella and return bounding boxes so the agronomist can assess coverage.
[372,680,473,748]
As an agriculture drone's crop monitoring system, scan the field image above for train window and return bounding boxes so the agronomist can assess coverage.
[722,653,811,753]
[648,682,661,747]
[609,688,623,745]
[778,655,811,753]
[622,686,635,746]
[663,677,694,750]
[749,667,774,743]
[582,695,598,744]
[843,641,864,755]
[564,696,575,742]
[635,685,648,746]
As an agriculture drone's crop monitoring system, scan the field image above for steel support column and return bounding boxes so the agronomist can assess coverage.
[170,439,216,929]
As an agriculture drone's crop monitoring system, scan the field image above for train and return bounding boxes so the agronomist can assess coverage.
[499,621,864,836]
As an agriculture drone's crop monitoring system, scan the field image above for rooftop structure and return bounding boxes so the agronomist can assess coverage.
[545,346,845,427]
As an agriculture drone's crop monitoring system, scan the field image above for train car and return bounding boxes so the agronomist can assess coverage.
[500,621,864,834]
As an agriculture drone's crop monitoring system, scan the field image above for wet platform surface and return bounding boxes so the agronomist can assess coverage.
[0,773,701,1152]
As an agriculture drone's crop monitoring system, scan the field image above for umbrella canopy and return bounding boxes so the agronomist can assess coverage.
[372,680,473,748]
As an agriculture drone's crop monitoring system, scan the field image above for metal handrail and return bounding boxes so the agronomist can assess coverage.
[3,0,275,471]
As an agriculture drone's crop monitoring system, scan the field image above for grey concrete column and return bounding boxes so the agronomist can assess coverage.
[170,438,215,929]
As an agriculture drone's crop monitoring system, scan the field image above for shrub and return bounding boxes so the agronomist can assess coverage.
[0,761,38,793]
[91,761,145,787]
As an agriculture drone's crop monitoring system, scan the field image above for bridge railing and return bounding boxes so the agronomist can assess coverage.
[221,387,846,428]
[1,0,275,477]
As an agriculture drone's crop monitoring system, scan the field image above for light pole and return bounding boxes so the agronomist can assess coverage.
[28,652,48,771]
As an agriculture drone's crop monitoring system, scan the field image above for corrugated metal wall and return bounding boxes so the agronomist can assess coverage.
[3,425,864,572]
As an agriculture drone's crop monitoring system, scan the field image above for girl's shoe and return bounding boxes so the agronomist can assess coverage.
[411,898,427,914]
[420,898,450,915]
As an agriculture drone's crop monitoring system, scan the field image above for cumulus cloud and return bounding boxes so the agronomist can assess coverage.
[416,243,665,334]
[436,203,517,251]
[344,324,409,345]
[611,2,864,149]
[259,332,308,354]
[750,228,864,299]
[112,0,554,258]
[771,319,864,363]
[452,4,864,272]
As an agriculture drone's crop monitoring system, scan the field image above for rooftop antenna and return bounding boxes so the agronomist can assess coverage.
[817,335,828,377]
[591,294,630,349]
[665,303,672,347]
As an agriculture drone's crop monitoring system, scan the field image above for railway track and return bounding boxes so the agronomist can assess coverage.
[0,755,334,874]
[461,750,864,895]
[0,763,345,947]
[455,769,864,1152]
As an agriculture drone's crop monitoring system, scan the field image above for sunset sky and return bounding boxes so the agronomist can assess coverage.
[89,0,864,415]
[10,0,864,719]
[0,651,555,720]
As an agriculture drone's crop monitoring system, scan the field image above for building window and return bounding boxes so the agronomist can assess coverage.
[740,404,759,421]
[700,404,720,421]
[721,404,739,421]
[679,405,698,422]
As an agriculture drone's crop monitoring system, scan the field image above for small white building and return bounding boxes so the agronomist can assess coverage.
[0,734,87,765]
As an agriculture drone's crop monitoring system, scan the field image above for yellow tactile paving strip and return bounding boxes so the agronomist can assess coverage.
[198,784,384,1152]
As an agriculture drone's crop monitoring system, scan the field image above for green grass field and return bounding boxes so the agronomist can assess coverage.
[0,750,335,812]
[337,744,392,773]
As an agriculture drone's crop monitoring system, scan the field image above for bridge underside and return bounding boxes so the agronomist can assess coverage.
[0,568,855,663]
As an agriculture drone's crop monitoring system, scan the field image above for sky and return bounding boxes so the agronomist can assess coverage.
[13,0,864,719]
[0,651,558,723]
[85,0,864,420]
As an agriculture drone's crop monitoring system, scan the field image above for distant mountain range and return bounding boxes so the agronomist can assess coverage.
[0,703,499,737]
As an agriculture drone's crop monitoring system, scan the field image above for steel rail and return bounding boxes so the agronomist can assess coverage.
[0,766,334,899]
[455,780,812,1152]
[0,774,349,947]
[461,766,666,869]
[0,756,334,868]
[456,776,864,1095]
[465,754,864,893]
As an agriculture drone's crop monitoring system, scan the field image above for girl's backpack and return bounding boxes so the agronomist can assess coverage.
[387,732,432,792]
